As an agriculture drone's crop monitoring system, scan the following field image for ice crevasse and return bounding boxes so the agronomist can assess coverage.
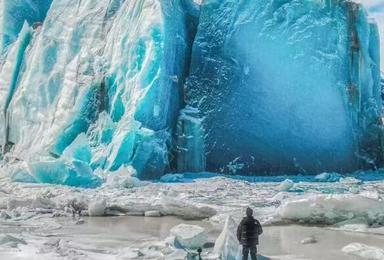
[0,0,382,186]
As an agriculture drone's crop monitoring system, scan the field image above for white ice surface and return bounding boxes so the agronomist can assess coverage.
[342,243,384,259]
[170,224,207,249]
[213,216,241,259]
[88,198,106,216]
[1,174,384,259]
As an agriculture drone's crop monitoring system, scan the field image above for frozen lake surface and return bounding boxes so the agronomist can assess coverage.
[1,172,384,259]
[1,215,384,259]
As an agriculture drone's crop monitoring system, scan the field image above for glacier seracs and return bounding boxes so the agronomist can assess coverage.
[0,0,382,186]
[0,0,53,53]
[0,0,197,184]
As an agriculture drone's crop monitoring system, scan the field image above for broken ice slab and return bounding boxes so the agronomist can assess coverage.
[11,159,102,188]
[61,133,92,164]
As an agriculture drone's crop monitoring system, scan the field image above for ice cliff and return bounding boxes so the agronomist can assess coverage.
[185,0,382,174]
[0,0,382,186]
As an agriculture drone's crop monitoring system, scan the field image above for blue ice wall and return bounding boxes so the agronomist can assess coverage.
[183,0,382,174]
[0,0,197,185]
[98,0,196,179]
[348,2,383,167]
[0,0,53,53]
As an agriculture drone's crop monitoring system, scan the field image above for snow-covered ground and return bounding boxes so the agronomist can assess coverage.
[1,170,384,259]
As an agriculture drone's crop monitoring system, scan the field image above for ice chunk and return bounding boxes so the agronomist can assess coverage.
[88,198,106,216]
[103,166,144,189]
[25,159,101,188]
[32,195,56,209]
[0,234,27,248]
[7,195,55,210]
[170,224,208,249]
[7,198,32,210]
[340,177,362,184]
[213,216,241,259]
[184,0,382,174]
[301,236,318,245]
[278,194,384,225]
[76,218,85,225]
[62,133,92,163]
[0,211,10,220]
[315,172,342,182]
[130,129,170,179]
[145,210,161,217]
[342,243,384,260]
[160,196,216,220]
[277,179,294,192]
[160,173,185,183]
[9,157,102,188]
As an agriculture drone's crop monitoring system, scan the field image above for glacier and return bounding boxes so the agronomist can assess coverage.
[185,0,382,174]
[0,0,382,186]
[0,0,53,54]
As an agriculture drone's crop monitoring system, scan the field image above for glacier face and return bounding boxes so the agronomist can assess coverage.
[0,0,382,186]
[184,0,382,174]
[0,0,53,53]
[0,0,197,185]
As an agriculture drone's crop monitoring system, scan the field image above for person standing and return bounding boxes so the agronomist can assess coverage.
[237,207,263,260]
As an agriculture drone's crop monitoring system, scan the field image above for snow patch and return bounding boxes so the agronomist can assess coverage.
[342,243,384,259]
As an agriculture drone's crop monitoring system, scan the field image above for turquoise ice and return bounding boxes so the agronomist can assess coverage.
[0,0,382,186]
[0,0,53,53]
[0,0,196,185]
[184,0,382,174]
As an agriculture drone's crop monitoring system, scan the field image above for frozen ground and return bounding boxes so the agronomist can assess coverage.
[1,171,384,259]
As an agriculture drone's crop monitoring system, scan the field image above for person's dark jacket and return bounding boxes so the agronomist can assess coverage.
[237,216,263,246]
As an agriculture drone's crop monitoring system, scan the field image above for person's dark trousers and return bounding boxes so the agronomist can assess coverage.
[242,245,257,260]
